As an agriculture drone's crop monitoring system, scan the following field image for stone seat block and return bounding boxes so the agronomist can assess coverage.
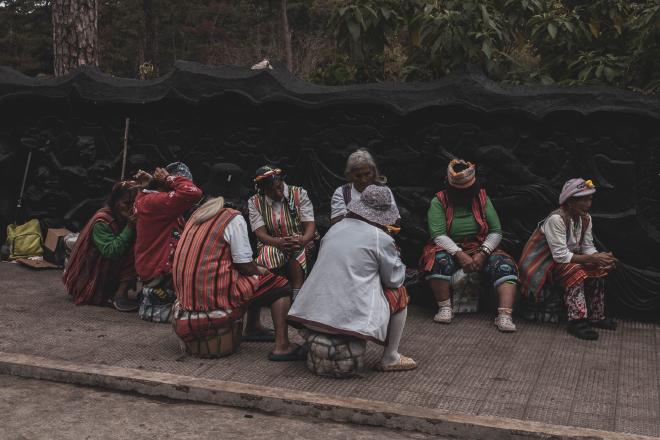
[302,330,366,378]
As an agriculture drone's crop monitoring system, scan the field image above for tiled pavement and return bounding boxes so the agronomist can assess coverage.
[1,262,659,437]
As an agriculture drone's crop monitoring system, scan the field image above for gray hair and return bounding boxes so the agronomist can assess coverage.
[344,149,387,184]
[191,196,225,225]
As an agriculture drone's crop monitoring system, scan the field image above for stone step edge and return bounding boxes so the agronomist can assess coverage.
[0,351,651,440]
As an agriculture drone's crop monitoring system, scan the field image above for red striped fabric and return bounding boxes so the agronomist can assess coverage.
[172,273,289,342]
[518,210,609,301]
[173,208,288,313]
[518,228,552,300]
[250,186,308,271]
[552,263,609,291]
[63,208,135,305]
[384,285,409,314]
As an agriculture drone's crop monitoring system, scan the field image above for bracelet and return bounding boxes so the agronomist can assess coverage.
[478,245,492,256]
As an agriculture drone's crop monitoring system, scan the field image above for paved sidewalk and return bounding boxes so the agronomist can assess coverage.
[1,262,659,437]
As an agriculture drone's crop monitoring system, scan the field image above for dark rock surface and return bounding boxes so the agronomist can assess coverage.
[0,61,658,316]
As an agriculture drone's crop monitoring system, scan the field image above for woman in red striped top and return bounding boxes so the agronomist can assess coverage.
[172,195,306,361]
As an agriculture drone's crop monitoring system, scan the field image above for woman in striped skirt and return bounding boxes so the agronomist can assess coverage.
[248,166,317,301]
[172,196,305,361]
[519,178,617,340]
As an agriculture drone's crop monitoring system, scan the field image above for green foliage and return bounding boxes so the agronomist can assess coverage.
[568,52,629,85]
[98,0,142,77]
[628,4,660,92]
[2,0,660,93]
[308,53,357,85]
[0,0,334,78]
[0,0,52,75]
[407,1,513,80]
[331,0,403,81]
[324,0,660,91]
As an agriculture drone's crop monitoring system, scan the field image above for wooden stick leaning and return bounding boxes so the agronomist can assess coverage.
[120,117,130,180]
[15,151,33,224]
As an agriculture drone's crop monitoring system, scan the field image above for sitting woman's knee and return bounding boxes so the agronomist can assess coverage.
[485,255,519,288]
[426,251,456,282]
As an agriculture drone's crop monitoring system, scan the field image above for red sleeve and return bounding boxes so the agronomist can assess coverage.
[140,176,202,216]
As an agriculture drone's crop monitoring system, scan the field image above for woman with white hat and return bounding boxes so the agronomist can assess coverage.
[519,178,617,340]
[288,185,416,372]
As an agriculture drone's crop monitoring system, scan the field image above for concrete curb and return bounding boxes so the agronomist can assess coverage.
[0,351,654,440]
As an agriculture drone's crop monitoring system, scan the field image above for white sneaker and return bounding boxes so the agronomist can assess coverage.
[495,314,517,332]
[434,306,453,324]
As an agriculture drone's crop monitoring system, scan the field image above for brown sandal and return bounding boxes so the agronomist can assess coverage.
[375,355,417,372]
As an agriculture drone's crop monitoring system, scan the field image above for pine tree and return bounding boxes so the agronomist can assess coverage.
[52,0,99,76]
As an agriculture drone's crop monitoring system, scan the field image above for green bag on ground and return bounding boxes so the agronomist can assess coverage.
[6,219,43,260]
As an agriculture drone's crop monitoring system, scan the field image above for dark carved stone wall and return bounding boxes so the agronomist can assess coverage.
[0,61,658,318]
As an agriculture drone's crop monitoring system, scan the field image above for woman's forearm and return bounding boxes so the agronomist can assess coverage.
[235,261,262,276]
[302,221,316,244]
[253,227,280,247]
[570,253,594,265]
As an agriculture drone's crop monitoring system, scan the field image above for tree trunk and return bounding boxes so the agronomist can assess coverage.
[281,0,293,72]
[143,0,159,72]
[52,0,99,76]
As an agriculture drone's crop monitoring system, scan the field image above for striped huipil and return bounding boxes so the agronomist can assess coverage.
[518,209,609,303]
[172,208,287,313]
[250,186,308,272]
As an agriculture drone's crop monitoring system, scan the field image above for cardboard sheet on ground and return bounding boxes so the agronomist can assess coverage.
[15,258,59,270]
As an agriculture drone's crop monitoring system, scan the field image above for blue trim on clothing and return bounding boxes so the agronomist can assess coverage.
[493,275,519,288]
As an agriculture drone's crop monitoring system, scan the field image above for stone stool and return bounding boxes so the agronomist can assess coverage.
[302,330,366,378]
[521,284,564,323]
[180,320,243,358]
[172,303,243,358]
[451,269,483,314]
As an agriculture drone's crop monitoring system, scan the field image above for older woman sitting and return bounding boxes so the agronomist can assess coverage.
[519,178,617,340]
[63,181,140,312]
[248,166,316,300]
[289,185,416,372]
[172,195,304,361]
[330,148,400,225]
[419,159,519,332]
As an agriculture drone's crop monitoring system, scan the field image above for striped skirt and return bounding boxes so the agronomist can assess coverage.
[255,243,308,273]
[519,229,610,302]
[384,285,409,314]
[173,272,289,342]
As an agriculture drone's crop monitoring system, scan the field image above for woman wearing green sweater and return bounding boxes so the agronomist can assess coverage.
[64,181,140,312]
[419,160,518,332]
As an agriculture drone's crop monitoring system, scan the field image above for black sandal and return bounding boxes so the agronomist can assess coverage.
[268,344,307,362]
[590,317,617,331]
[113,296,140,312]
[567,319,599,340]
[242,328,275,343]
